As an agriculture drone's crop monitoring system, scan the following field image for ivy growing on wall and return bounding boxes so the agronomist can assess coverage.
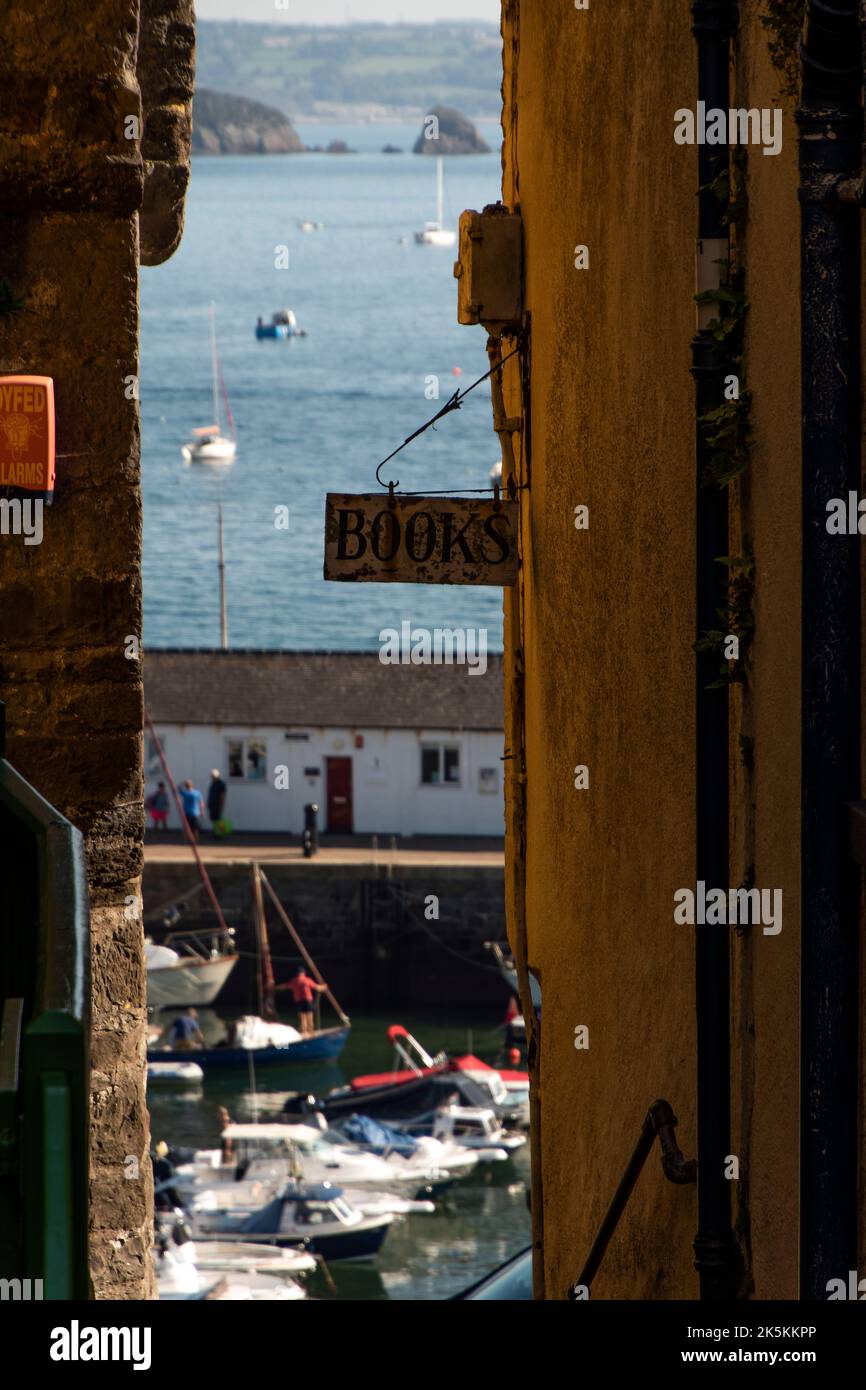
[761,0,806,98]
[694,554,756,687]
[694,147,755,688]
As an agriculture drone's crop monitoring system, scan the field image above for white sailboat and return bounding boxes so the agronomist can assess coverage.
[145,935,239,1011]
[182,304,237,464]
[415,155,456,247]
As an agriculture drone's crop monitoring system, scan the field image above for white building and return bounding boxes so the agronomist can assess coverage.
[144,649,504,837]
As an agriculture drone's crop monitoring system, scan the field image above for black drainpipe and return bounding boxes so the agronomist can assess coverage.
[797,0,861,1301]
[690,0,740,1302]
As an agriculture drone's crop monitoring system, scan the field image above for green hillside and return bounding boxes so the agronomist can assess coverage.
[195,21,502,119]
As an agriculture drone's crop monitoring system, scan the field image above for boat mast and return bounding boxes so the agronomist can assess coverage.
[261,867,351,1025]
[436,155,444,228]
[251,862,277,1021]
[209,302,220,431]
[217,502,228,649]
[143,709,230,935]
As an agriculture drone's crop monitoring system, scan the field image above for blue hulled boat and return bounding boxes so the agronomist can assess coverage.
[148,1023,350,1070]
[255,309,307,339]
[238,1184,393,1262]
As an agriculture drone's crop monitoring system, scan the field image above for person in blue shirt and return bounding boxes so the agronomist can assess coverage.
[179,779,205,840]
[168,1008,204,1051]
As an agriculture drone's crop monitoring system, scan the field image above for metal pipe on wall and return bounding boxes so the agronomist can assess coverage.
[797,0,862,1301]
[690,0,741,1302]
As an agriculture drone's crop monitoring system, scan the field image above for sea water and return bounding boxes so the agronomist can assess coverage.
[141,122,506,653]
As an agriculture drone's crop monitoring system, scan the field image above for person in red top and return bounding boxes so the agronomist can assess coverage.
[277,965,328,1036]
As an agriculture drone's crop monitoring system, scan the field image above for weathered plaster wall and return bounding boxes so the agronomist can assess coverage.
[501,0,803,1298]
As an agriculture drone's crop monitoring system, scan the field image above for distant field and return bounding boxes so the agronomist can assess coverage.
[196,20,503,118]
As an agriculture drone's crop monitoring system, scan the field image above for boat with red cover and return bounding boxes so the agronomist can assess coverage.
[283,1025,529,1126]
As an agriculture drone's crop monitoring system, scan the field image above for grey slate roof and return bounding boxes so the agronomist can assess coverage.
[144,649,504,732]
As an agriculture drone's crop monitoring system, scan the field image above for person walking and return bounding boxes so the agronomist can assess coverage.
[179,779,205,840]
[207,768,227,832]
[146,781,170,831]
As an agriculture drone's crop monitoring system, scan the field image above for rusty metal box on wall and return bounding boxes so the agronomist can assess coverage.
[454,204,523,331]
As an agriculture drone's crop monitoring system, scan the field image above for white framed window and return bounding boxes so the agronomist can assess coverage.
[421,743,461,787]
[145,735,162,779]
[227,737,267,782]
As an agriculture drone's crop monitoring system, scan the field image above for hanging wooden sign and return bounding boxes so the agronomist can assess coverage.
[0,375,56,495]
[324,492,518,586]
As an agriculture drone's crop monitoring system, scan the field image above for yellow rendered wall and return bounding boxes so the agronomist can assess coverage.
[500,0,802,1299]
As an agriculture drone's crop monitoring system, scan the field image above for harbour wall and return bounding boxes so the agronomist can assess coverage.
[142,861,508,1011]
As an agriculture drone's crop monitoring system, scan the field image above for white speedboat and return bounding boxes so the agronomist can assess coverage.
[329,1113,485,1177]
[414,156,456,247]
[429,1104,526,1155]
[145,931,238,1011]
[182,304,237,464]
[181,1122,464,1202]
[285,1120,476,1188]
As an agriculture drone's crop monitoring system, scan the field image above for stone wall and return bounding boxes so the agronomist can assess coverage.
[0,0,193,1298]
[143,863,507,1010]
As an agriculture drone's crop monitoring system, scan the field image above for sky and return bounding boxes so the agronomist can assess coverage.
[195,1,501,22]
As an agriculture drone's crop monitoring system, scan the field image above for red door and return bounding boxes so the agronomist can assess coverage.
[326,757,353,832]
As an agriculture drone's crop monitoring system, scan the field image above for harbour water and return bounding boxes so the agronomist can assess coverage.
[149,1006,530,1300]
[141,122,506,652]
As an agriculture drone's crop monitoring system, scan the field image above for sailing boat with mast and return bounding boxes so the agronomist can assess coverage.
[148,863,351,1068]
[414,155,456,247]
[182,304,237,465]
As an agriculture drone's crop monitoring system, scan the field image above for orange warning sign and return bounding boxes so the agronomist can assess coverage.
[0,375,55,492]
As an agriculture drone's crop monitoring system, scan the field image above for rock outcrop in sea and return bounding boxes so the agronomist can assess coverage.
[413,105,491,155]
[192,88,304,155]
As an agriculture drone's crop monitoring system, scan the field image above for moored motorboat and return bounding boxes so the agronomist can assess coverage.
[283,1025,528,1126]
[334,1113,487,1175]
[405,1103,526,1156]
[255,308,308,339]
[178,1121,465,1203]
[194,1182,394,1262]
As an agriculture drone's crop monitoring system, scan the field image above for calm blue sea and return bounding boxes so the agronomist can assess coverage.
[140,122,506,651]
